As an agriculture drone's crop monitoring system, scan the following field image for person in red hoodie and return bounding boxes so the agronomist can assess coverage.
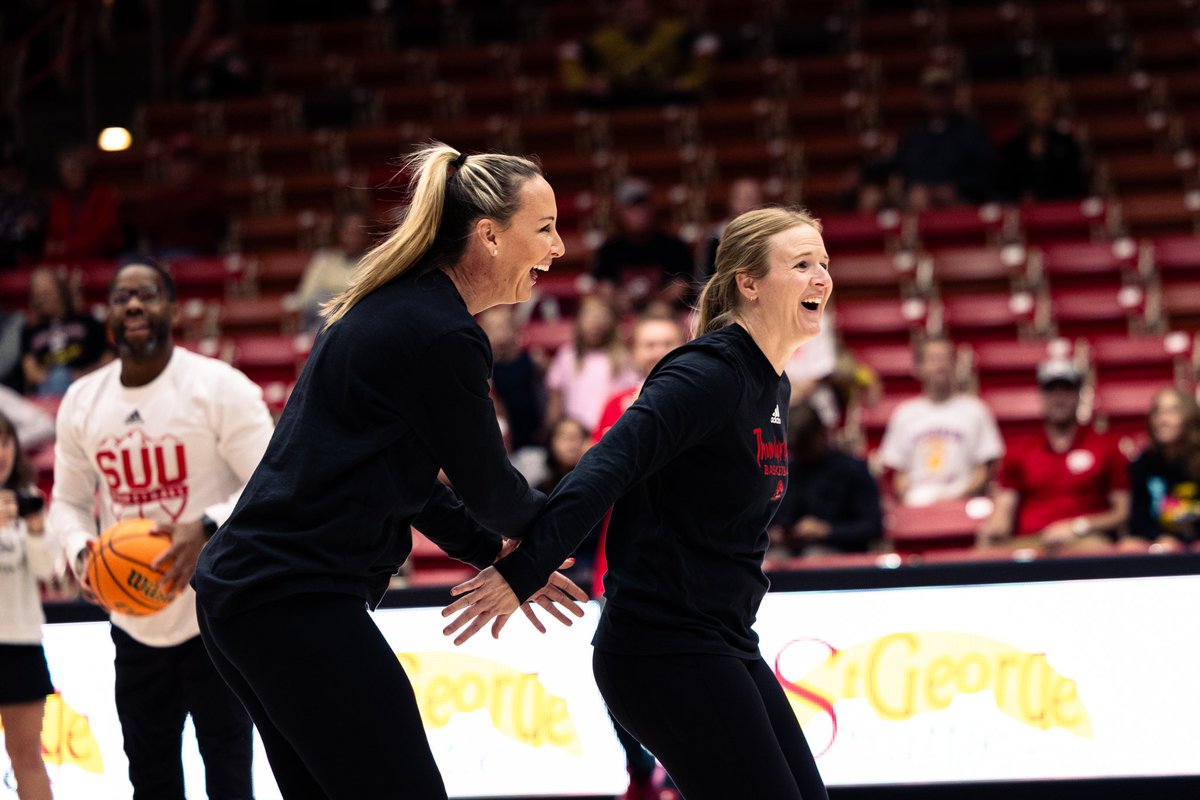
[591,306,686,591]
[590,306,685,800]
[43,145,123,260]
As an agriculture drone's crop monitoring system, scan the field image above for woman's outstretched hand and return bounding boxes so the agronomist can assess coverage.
[442,565,588,645]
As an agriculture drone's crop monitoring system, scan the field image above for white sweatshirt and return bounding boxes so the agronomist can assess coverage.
[0,518,59,644]
[49,347,274,647]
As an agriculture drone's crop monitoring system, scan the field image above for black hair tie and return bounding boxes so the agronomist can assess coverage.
[453,152,468,169]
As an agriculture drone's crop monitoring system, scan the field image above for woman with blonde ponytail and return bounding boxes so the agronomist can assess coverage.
[193,143,586,798]
[445,207,834,800]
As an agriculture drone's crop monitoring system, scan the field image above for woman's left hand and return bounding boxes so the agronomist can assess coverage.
[442,566,588,645]
[442,567,521,645]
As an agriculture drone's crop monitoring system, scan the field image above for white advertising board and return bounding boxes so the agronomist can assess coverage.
[3,573,1198,796]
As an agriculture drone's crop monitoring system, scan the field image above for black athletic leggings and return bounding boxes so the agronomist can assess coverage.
[197,593,447,800]
[593,649,829,800]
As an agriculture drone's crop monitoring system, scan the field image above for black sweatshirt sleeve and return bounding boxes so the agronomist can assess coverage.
[827,460,884,548]
[493,351,742,602]
[413,481,504,569]
[407,328,545,540]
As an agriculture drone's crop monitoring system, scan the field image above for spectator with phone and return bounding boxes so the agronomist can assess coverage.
[0,410,58,800]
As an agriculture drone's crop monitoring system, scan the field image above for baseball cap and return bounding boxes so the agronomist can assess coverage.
[1036,358,1083,389]
[615,177,652,206]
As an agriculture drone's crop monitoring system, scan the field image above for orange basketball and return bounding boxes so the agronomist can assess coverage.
[86,518,174,616]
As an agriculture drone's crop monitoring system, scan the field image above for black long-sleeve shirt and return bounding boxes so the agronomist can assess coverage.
[773,450,883,553]
[194,269,545,616]
[495,324,790,659]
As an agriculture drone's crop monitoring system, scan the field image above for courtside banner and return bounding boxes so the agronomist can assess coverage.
[6,572,1200,796]
[1,604,627,799]
[756,574,1200,785]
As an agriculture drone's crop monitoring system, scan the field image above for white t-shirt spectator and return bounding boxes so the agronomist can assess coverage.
[49,347,274,646]
[879,394,1004,506]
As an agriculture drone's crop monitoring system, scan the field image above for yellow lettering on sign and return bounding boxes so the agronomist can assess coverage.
[398,652,582,754]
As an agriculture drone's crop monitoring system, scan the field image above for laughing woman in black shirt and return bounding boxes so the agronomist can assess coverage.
[444,207,834,800]
[193,143,586,799]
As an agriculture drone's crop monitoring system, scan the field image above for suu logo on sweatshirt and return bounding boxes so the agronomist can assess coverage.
[95,430,189,522]
[753,427,789,477]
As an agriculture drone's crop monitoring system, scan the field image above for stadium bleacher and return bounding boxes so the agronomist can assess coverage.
[5,0,1200,580]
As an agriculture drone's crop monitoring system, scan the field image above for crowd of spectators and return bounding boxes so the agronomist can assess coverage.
[2,159,1195,570]
[856,66,1089,213]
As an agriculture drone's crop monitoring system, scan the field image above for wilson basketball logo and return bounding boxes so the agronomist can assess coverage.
[87,519,172,616]
[95,430,189,521]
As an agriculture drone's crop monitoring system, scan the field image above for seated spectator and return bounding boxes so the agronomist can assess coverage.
[0,142,45,268]
[785,311,839,425]
[893,66,995,210]
[592,178,696,310]
[879,335,1003,506]
[20,268,110,396]
[0,308,24,389]
[479,306,546,453]
[134,134,227,258]
[172,0,259,100]
[545,296,639,431]
[561,0,717,108]
[978,359,1130,552]
[996,84,1087,202]
[294,209,369,331]
[593,306,685,441]
[855,131,902,213]
[700,178,764,279]
[1124,387,1200,551]
[770,401,883,557]
[0,383,54,451]
[44,144,124,260]
[535,416,590,496]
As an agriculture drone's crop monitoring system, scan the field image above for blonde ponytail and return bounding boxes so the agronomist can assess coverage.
[322,142,542,328]
[695,207,822,335]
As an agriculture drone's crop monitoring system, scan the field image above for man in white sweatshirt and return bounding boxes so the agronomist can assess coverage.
[49,260,274,799]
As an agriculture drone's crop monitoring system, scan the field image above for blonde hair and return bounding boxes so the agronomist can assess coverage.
[695,207,821,335]
[322,142,543,327]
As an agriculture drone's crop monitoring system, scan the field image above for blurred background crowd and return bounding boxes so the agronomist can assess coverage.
[2,0,1200,593]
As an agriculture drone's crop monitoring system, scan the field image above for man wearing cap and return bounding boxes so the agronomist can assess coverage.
[977,359,1130,550]
[592,177,695,309]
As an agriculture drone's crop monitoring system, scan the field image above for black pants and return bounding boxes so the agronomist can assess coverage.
[593,649,829,800]
[111,626,253,800]
[197,593,447,800]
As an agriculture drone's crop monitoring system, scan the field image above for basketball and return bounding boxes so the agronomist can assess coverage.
[86,518,174,616]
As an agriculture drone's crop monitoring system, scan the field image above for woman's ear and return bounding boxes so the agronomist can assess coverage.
[734,271,758,302]
[474,218,498,252]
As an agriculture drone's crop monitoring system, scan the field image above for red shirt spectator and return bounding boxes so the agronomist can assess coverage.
[588,311,685,596]
[44,146,123,260]
[590,386,639,596]
[1000,426,1129,537]
[593,386,638,444]
[979,358,1130,550]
